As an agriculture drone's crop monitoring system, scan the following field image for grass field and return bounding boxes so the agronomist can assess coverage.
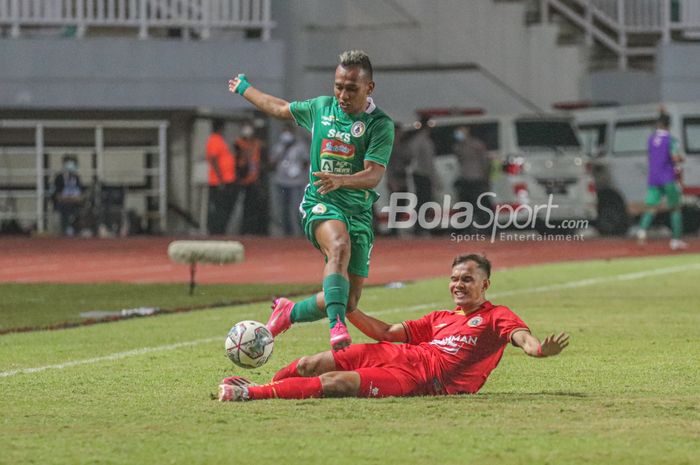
[1,254,699,465]
[0,283,319,332]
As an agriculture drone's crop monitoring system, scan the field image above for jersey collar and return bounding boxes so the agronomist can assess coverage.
[365,97,376,114]
[454,301,493,316]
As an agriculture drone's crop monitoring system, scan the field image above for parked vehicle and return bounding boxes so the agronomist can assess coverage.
[375,113,597,234]
[571,103,700,235]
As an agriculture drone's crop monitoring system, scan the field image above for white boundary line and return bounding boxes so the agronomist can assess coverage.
[0,338,218,378]
[2,263,699,379]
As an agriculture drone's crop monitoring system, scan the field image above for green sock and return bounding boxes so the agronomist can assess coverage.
[671,209,683,239]
[290,295,325,323]
[323,273,349,329]
[639,211,655,231]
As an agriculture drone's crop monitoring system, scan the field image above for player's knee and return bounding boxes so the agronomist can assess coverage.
[319,372,358,397]
[296,356,313,376]
[297,352,334,377]
[326,235,350,263]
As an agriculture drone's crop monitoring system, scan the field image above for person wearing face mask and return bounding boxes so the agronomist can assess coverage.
[228,50,395,351]
[453,126,492,232]
[404,117,440,236]
[233,122,267,235]
[270,125,310,236]
[52,154,84,236]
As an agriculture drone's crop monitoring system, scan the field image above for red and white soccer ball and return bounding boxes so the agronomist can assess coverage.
[225,320,274,369]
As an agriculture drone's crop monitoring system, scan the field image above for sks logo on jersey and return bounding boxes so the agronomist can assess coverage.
[467,316,483,327]
[351,121,366,137]
[326,129,352,143]
[430,334,478,354]
[321,138,355,160]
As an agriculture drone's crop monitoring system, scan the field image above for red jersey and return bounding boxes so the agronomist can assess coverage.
[401,301,529,394]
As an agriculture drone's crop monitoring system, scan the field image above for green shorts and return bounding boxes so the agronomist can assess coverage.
[645,182,681,208]
[299,196,375,278]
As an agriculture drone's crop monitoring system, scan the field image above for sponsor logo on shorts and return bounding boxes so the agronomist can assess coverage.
[351,121,366,137]
[368,381,380,397]
[467,316,483,327]
[312,203,327,215]
[320,138,355,159]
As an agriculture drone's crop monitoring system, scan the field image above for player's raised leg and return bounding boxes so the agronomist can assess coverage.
[314,219,352,350]
[266,293,325,337]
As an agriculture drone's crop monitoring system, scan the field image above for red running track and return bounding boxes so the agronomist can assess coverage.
[0,236,697,285]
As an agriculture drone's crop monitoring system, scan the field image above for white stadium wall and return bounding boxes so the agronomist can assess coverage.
[272,0,586,121]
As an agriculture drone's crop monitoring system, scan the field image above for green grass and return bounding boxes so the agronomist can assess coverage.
[0,283,319,331]
[1,254,699,465]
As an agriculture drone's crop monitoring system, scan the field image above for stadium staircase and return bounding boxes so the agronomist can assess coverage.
[536,0,700,70]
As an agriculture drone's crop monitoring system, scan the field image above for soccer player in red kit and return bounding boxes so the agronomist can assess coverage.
[219,254,569,401]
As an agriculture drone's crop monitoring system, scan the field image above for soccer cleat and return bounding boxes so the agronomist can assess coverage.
[669,239,688,251]
[220,375,258,388]
[218,383,250,402]
[330,320,352,351]
[266,298,294,337]
[636,229,647,245]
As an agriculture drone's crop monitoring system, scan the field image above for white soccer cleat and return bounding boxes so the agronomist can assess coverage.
[669,239,688,251]
[218,383,250,402]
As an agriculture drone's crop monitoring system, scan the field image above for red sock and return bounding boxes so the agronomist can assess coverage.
[272,358,301,382]
[247,377,323,400]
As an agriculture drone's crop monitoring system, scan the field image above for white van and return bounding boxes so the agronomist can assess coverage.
[376,113,597,233]
[571,103,700,235]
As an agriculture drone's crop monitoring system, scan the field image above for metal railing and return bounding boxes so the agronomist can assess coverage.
[0,0,274,39]
[542,0,700,69]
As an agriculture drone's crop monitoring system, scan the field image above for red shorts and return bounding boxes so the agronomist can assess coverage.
[332,342,438,398]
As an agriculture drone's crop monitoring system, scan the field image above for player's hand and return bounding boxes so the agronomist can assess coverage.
[540,332,569,357]
[228,74,251,96]
[313,171,344,195]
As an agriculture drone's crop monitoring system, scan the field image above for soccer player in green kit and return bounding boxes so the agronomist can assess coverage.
[228,50,394,350]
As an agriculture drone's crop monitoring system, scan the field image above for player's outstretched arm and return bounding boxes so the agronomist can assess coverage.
[511,330,569,358]
[228,74,293,120]
[346,308,407,343]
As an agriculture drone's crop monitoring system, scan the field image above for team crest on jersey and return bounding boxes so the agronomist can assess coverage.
[311,203,327,215]
[467,316,483,327]
[351,121,366,137]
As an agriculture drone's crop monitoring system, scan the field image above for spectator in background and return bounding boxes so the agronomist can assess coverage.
[52,154,84,236]
[270,125,309,236]
[453,126,492,230]
[386,122,409,196]
[234,121,267,235]
[636,111,687,250]
[406,117,440,235]
[206,118,238,235]
[383,122,410,236]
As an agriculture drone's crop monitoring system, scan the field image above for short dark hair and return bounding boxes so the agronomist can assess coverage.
[452,254,491,278]
[338,50,373,80]
[657,112,671,128]
[212,118,225,133]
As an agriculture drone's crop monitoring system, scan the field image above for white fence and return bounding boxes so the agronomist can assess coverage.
[0,0,274,39]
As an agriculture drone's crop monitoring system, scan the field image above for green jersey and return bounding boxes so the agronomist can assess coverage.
[289,96,394,215]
